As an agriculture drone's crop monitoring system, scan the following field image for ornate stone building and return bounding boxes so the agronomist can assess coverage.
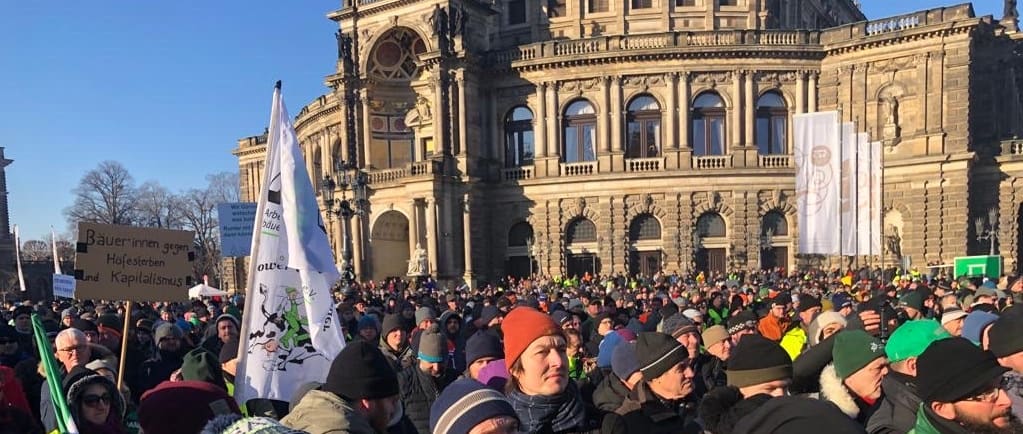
[234,0,1023,286]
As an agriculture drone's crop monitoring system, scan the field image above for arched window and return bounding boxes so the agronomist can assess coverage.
[629,214,662,241]
[692,92,726,156]
[763,211,788,237]
[756,92,787,155]
[505,106,534,167]
[563,100,597,163]
[626,95,661,159]
[696,213,726,238]
[566,218,597,244]
[508,222,534,247]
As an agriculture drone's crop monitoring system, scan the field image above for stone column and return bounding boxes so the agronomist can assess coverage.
[744,71,755,148]
[457,73,468,157]
[732,71,744,151]
[433,74,449,156]
[546,82,560,161]
[462,194,474,284]
[408,199,420,259]
[426,197,439,276]
[610,76,623,153]
[796,71,806,114]
[536,82,548,158]
[666,72,678,150]
[352,214,365,279]
[808,72,818,112]
[360,89,372,168]
[679,72,692,169]
[600,76,612,153]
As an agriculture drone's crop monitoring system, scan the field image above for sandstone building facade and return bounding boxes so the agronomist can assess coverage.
[234,0,1023,286]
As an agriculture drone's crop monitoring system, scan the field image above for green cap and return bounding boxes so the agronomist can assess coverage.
[832,330,886,380]
[885,319,950,363]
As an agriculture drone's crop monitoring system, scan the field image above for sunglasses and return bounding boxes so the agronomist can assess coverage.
[82,393,112,407]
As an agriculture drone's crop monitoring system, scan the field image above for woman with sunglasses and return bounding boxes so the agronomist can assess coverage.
[63,366,125,434]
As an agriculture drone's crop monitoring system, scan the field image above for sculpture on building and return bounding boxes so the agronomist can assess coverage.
[1007,0,1019,20]
[882,95,902,144]
[407,243,429,276]
[336,31,354,74]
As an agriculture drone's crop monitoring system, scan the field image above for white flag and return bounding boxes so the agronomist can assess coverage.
[869,141,883,256]
[51,226,62,275]
[794,111,841,255]
[13,225,25,292]
[840,122,857,256]
[855,133,871,256]
[235,83,346,405]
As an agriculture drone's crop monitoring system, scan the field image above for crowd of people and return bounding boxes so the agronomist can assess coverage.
[2,266,1023,434]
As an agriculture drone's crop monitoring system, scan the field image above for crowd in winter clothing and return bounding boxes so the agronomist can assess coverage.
[3,267,1023,434]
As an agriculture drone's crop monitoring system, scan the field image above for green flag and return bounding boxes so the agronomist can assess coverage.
[32,314,78,434]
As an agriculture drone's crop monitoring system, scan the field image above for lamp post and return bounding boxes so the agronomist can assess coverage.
[526,236,536,277]
[321,160,369,286]
[975,207,999,256]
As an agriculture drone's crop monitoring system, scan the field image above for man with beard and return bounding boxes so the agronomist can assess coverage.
[200,313,239,356]
[439,311,466,373]
[282,341,399,434]
[601,332,700,434]
[379,314,412,371]
[986,314,1023,418]
[136,323,188,399]
[868,320,951,434]
[398,327,457,434]
[503,307,593,432]
[909,337,1021,433]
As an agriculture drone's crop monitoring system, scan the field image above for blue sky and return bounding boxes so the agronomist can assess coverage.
[0,0,1003,241]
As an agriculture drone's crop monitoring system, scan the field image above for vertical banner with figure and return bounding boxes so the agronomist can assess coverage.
[794,111,841,255]
[235,82,346,406]
[840,122,858,256]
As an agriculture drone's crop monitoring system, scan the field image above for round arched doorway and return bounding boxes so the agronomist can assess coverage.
[370,210,410,280]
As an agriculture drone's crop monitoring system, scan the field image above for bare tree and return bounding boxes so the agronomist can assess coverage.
[20,239,49,261]
[179,187,222,285]
[206,171,241,205]
[136,181,184,229]
[64,161,138,227]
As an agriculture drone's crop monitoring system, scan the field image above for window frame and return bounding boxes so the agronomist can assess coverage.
[691,93,727,156]
[625,95,662,159]
[563,100,598,163]
[508,0,527,25]
[755,92,788,155]
[504,106,535,167]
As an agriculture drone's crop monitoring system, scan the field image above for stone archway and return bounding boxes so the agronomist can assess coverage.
[370,210,410,281]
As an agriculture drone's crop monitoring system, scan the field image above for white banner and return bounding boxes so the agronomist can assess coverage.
[855,133,870,256]
[13,225,25,292]
[840,123,857,256]
[870,141,883,256]
[235,84,346,405]
[51,226,62,275]
[794,111,841,255]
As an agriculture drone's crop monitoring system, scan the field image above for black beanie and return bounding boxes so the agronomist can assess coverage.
[465,331,503,365]
[727,310,759,335]
[324,341,399,401]
[727,334,792,388]
[918,337,1008,403]
[732,396,867,434]
[988,315,1023,358]
[635,332,688,381]
[797,294,821,313]
[381,313,404,336]
[71,318,98,333]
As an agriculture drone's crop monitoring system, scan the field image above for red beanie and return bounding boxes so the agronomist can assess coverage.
[503,307,564,366]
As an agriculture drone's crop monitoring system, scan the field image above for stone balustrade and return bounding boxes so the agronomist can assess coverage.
[561,161,597,176]
[502,166,534,181]
[758,154,792,168]
[627,157,663,172]
[694,155,732,169]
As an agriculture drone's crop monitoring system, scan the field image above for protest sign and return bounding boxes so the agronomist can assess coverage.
[73,222,195,301]
[53,274,75,299]
[217,202,257,257]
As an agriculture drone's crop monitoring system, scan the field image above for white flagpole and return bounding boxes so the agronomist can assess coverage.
[13,225,25,292]
[51,226,62,275]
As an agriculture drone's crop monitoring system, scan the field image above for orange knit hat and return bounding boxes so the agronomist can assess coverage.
[502,307,564,366]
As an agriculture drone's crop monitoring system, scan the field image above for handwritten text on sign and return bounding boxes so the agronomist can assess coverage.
[74,222,195,302]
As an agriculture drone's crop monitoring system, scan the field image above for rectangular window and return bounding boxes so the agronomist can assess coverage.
[509,0,527,24]
[505,130,535,167]
[675,0,695,6]
[632,0,652,9]
[770,116,786,154]
[549,0,566,17]
[756,118,770,155]
[589,0,609,13]
[718,0,737,6]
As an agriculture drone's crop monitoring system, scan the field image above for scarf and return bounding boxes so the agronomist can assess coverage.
[506,381,587,433]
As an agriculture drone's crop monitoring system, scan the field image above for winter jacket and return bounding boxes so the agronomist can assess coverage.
[600,382,700,434]
[378,339,412,372]
[280,389,380,434]
[866,371,921,434]
[1002,370,1023,418]
[779,326,808,360]
[699,356,727,393]
[907,405,971,434]
[592,373,631,413]
[397,365,456,434]
[757,315,791,342]
[790,332,837,394]
[817,364,883,426]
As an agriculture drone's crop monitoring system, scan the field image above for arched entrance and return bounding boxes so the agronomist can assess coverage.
[506,222,534,278]
[565,217,600,277]
[628,214,662,277]
[370,211,410,281]
[695,212,727,274]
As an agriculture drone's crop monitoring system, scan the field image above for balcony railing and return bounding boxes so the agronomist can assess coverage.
[758,154,792,168]
[694,155,732,169]
[561,161,597,176]
[627,157,663,172]
[502,166,534,181]
[366,160,441,184]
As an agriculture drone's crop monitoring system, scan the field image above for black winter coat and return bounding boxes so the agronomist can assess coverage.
[866,371,921,434]
[397,366,455,434]
[592,373,631,413]
[600,383,701,434]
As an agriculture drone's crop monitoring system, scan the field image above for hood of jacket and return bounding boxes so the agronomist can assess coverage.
[279,389,379,434]
[819,363,861,419]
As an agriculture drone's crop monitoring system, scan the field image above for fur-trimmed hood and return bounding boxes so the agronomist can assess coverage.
[819,363,860,418]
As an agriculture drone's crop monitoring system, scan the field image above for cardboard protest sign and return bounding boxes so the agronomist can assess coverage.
[53,274,75,299]
[73,222,195,301]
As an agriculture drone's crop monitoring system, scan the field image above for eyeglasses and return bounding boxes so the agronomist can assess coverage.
[58,345,87,354]
[82,393,111,407]
[964,380,1006,403]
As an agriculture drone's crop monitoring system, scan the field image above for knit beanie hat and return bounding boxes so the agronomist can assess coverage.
[727,334,792,388]
[324,340,399,400]
[478,306,501,326]
[358,315,380,332]
[416,307,437,325]
[61,308,78,319]
[139,380,241,434]
[731,396,868,434]
[382,313,404,336]
[832,330,886,380]
[502,307,563,367]
[429,378,518,434]
[917,337,1009,403]
[611,342,640,380]
[215,313,240,329]
[615,327,637,342]
[807,312,847,347]
[885,319,950,363]
[180,347,226,388]
[962,311,999,345]
[597,330,624,368]
[898,291,925,312]
[418,327,448,363]
[702,326,730,349]
[727,310,758,335]
[940,307,968,325]
[551,310,571,326]
[154,323,183,342]
[635,332,688,381]
[71,318,98,333]
[201,414,306,434]
[466,332,503,365]
[988,314,1023,358]
[661,314,698,338]
[797,294,822,313]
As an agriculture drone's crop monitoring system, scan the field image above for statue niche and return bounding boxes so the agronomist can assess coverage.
[878,85,905,148]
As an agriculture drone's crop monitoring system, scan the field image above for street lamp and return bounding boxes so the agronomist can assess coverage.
[526,236,535,277]
[975,207,999,256]
[321,159,369,286]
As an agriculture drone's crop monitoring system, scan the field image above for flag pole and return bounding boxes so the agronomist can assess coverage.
[116,302,132,392]
[235,80,282,404]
